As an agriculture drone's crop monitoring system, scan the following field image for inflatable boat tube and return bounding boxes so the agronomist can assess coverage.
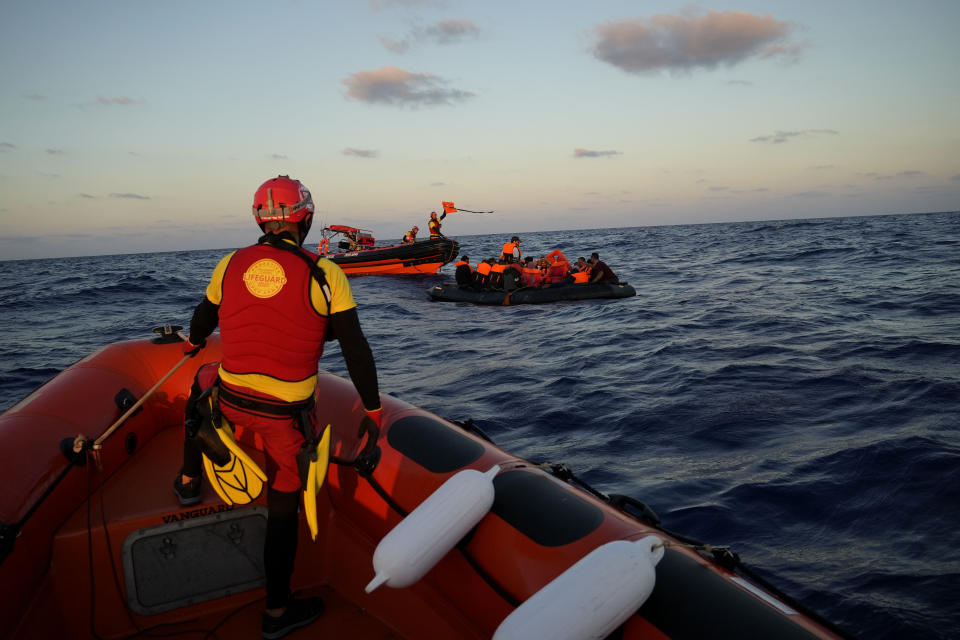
[428,281,637,305]
[0,334,849,640]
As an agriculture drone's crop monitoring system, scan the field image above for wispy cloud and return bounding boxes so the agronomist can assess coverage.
[342,66,474,107]
[592,10,802,75]
[267,154,288,160]
[96,96,139,105]
[368,0,444,10]
[380,36,410,54]
[859,170,928,181]
[381,18,481,53]
[422,18,481,44]
[25,93,44,101]
[343,148,379,158]
[951,174,960,182]
[750,129,838,144]
[46,148,64,155]
[574,148,622,158]
[110,192,150,200]
[0,142,16,151]
[78,193,96,199]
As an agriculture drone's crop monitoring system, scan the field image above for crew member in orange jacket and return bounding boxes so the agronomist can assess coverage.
[175,175,382,639]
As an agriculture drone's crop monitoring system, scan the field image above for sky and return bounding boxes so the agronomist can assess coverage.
[1,0,958,260]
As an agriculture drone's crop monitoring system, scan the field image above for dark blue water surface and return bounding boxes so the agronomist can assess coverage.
[2,211,959,639]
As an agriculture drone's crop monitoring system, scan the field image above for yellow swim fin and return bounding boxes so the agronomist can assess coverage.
[199,418,267,507]
[302,424,331,541]
[316,424,331,491]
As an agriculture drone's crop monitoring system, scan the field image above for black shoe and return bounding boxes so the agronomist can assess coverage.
[173,474,202,506]
[262,597,324,639]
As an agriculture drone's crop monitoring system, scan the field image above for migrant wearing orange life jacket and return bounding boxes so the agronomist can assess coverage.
[500,237,521,263]
[522,264,542,287]
[454,259,473,287]
[488,262,508,290]
[572,266,591,284]
[543,249,570,285]
[473,260,493,289]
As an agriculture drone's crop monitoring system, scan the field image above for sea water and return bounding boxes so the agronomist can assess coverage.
[1,211,958,639]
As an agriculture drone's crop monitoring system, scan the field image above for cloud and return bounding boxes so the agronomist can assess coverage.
[96,96,138,105]
[859,171,928,181]
[0,142,17,151]
[381,18,481,53]
[430,181,445,187]
[750,129,838,144]
[267,154,288,160]
[380,36,410,53]
[573,148,622,158]
[110,192,150,200]
[78,193,96,199]
[592,10,801,74]
[25,93,44,101]
[343,148,379,158]
[421,18,481,44]
[342,66,474,106]
[46,148,64,155]
[368,0,444,10]
[951,174,960,182]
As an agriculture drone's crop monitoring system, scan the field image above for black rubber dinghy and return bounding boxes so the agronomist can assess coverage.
[428,281,637,305]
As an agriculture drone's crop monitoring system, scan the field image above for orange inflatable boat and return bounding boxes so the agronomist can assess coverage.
[0,332,851,639]
[318,225,460,276]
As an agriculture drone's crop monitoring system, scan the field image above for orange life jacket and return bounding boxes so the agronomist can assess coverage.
[522,266,542,287]
[455,260,472,271]
[572,269,591,284]
[476,261,492,276]
[501,242,520,262]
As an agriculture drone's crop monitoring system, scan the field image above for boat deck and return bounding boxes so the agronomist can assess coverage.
[11,426,482,640]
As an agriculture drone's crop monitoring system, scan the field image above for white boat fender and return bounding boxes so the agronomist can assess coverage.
[365,464,500,593]
[492,535,664,640]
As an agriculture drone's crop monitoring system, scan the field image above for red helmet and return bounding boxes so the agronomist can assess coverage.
[252,175,314,225]
[430,211,438,218]
[412,226,419,232]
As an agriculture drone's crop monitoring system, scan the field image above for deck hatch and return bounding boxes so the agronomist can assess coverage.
[121,506,267,615]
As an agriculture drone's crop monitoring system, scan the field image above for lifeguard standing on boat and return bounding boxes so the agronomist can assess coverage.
[175,175,383,639]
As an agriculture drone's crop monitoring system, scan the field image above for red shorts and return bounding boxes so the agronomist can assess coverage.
[218,383,309,493]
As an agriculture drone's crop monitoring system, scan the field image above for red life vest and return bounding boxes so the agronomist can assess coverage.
[219,244,328,384]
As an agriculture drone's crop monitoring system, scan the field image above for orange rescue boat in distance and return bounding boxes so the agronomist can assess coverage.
[318,225,459,276]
